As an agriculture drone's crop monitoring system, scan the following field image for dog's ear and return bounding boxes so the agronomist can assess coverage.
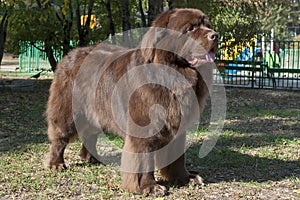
[140,9,177,62]
[152,9,177,28]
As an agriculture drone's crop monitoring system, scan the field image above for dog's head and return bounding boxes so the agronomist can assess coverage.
[140,8,218,66]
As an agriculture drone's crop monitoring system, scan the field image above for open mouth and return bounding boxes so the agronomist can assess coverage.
[187,53,215,65]
[187,45,217,66]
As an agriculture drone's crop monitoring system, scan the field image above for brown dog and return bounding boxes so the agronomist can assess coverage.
[45,8,218,195]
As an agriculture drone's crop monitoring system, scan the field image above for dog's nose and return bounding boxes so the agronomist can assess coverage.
[208,32,218,41]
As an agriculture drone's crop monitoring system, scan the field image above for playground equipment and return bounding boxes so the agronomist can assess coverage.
[216,38,300,89]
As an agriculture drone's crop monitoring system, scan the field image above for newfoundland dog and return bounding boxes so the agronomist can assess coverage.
[45,8,218,195]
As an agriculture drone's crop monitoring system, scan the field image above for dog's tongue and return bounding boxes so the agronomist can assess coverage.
[188,52,216,65]
[189,57,199,65]
[206,52,215,62]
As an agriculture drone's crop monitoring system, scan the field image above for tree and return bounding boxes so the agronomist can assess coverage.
[75,0,95,47]
[7,1,67,71]
[258,1,292,40]
[138,0,146,27]
[4,0,295,72]
[175,0,293,42]
[50,0,73,56]
[0,9,9,65]
[6,0,102,71]
[213,1,260,43]
[38,0,73,70]
[167,0,174,9]
[102,0,116,43]
[148,0,163,26]
[0,0,15,66]
[121,0,131,46]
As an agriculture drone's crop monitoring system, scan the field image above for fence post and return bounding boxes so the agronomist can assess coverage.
[251,42,255,88]
[27,45,31,73]
[35,44,40,71]
[19,54,23,71]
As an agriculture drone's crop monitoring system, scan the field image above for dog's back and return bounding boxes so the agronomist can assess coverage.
[46,44,127,143]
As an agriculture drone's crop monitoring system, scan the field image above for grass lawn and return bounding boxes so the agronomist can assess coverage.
[0,79,299,199]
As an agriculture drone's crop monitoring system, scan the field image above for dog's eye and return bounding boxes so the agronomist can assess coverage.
[187,25,198,32]
[188,26,194,31]
[183,23,200,34]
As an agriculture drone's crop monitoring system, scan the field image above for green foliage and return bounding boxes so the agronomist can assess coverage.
[175,0,293,42]
[259,3,292,40]
[3,0,298,58]
[5,1,64,55]
[9,7,61,48]
[213,2,260,43]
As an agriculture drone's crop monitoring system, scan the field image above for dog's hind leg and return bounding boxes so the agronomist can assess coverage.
[45,123,77,170]
[80,133,102,164]
[45,129,68,170]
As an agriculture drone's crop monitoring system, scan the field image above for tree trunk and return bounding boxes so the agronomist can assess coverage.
[62,22,72,56]
[103,0,116,44]
[168,0,175,9]
[121,0,131,47]
[76,0,95,47]
[0,11,8,66]
[44,42,57,72]
[148,0,163,26]
[62,2,73,56]
[53,4,73,56]
[75,0,82,44]
[138,0,147,27]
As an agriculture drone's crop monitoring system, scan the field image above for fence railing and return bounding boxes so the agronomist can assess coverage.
[11,39,300,89]
[214,39,300,89]
[18,42,62,73]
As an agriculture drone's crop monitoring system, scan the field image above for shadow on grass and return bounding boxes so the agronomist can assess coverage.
[190,87,300,183]
[224,117,300,136]
[0,79,51,152]
[187,134,300,184]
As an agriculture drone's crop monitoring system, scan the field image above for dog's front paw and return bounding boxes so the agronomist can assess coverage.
[142,184,167,196]
[45,162,67,171]
[189,174,204,185]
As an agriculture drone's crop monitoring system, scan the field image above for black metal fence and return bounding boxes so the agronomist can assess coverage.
[4,38,300,90]
[214,39,300,89]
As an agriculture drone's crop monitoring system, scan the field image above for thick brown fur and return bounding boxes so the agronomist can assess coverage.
[45,8,218,195]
